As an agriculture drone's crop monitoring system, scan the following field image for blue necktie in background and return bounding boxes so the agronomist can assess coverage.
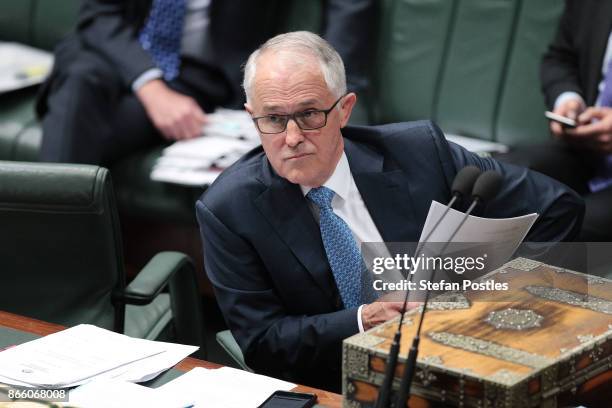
[139,0,186,81]
[307,186,370,309]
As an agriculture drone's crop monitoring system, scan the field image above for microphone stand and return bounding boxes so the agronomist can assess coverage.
[393,198,479,407]
[374,166,481,408]
[374,195,460,408]
[395,169,502,407]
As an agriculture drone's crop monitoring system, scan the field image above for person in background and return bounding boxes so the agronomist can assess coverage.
[196,31,583,392]
[500,0,612,241]
[36,0,375,165]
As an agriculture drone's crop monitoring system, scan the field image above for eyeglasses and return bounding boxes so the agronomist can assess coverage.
[251,95,345,134]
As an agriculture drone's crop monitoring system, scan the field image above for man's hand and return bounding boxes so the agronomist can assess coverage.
[361,299,419,331]
[565,107,612,154]
[136,79,206,141]
[550,97,585,138]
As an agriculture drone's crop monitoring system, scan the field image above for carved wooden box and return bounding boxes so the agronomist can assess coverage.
[342,258,612,407]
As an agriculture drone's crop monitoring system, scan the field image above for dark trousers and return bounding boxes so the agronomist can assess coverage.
[496,141,612,241]
[40,50,232,165]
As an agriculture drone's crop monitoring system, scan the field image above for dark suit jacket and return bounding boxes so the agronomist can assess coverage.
[196,121,584,391]
[37,0,375,115]
[541,0,612,108]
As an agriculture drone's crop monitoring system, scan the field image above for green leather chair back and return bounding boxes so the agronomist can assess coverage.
[0,1,34,44]
[495,0,565,145]
[374,0,564,144]
[0,161,123,329]
[0,0,78,50]
[279,0,323,33]
[31,0,80,50]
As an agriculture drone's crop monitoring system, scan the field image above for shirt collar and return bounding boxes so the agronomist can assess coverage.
[300,152,351,201]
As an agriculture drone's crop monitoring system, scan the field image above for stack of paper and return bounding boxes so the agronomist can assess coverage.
[0,324,197,389]
[0,42,53,93]
[151,109,260,186]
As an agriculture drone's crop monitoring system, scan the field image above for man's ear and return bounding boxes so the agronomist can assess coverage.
[339,93,357,128]
[244,103,253,115]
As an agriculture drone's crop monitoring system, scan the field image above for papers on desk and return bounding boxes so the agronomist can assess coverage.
[157,367,295,408]
[69,379,192,408]
[418,200,538,273]
[0,324,197,389]
[68,367,295,408]
[151,109,260,186]
[0,42,53,93]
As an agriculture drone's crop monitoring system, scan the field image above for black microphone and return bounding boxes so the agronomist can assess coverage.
[373,166,481,408]
[472,169,503,203]
[393,170,502,407]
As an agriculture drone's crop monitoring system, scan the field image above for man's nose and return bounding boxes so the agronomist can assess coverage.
[284,118,304,147]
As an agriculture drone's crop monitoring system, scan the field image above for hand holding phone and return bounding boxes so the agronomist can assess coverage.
[545,111,577,128]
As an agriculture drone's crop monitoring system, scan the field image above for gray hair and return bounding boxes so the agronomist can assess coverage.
[243,31,347,103]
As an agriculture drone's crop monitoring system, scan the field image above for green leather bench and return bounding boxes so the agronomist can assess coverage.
[0,0,565,224]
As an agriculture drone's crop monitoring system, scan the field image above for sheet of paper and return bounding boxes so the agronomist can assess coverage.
[0,42,53,93]
[157,367,295,408]
[69,379,192,408]
[418,200,538,275]
[0,325,165,388]
[67,341,199,386]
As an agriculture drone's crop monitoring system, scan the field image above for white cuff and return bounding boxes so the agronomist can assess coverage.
[357,304,365,333]
[554,92,586,111]
[131,68,164,92]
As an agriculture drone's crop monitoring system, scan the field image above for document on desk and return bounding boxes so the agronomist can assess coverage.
[0,324,167,388]
[418,200,538,273]
[157,367,295,408]
[70,379,193,408]
[60,340,199,386]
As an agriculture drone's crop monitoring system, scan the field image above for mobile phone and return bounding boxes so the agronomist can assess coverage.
[258,390,317,408]
[545,111,577,128]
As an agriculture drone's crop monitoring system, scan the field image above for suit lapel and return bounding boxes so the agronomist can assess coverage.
[253,137,420,300]
[344,139,419,244]
[253,160,335,300]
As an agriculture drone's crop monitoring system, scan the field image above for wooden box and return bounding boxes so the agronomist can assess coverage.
[342,258,612,407]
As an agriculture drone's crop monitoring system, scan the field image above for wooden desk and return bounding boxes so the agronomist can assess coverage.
[0,311,342,408]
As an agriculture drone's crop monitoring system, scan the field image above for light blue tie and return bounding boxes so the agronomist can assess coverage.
[139,0,186,81]
[307,186,368,309]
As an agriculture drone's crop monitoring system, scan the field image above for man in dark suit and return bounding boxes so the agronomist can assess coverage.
[196,32,584,391]
[36,0,375,165]
[501,0,612,240]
